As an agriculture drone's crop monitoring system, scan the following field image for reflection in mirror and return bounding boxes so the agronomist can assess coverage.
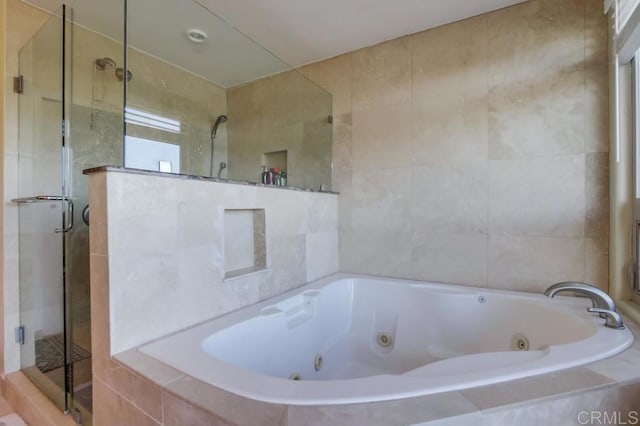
[125,0,333,190]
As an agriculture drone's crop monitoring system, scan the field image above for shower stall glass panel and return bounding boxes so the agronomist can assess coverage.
[15,0,125,420]
[16,5,72,413]
[15,4,105,419]
[125,0,332,190]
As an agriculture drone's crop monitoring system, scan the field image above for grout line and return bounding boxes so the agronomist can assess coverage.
[485,13,490,289]
[409,32,416,274]
[98,377,162,424]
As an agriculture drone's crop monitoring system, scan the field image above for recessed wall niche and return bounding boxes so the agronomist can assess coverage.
[262,150,287,173]
[224,209,267,279]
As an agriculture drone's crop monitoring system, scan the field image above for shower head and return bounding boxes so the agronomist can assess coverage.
[211,115,228,140]
[95,57,117,70]
[209,115,228,177]
[115,67,133,82]
[95,57,133,82]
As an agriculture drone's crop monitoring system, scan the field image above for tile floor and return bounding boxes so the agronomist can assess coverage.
[0,396,25,426]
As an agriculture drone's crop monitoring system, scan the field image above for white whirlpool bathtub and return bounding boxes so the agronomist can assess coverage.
[139,274,634,405]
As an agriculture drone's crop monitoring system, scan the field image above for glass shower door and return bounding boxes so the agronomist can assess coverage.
[15,5,74,414]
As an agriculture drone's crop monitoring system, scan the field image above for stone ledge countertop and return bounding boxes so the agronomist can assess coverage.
[83,166,339,195]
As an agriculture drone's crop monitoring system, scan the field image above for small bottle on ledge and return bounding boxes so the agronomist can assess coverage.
[261,166,267,184]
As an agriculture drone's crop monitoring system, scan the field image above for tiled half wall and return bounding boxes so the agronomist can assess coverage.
[87,169,338,354]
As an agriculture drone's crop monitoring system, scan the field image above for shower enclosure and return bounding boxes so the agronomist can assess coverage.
[14,2,124,423]
[12,0,330,423]
[15,3,82,417]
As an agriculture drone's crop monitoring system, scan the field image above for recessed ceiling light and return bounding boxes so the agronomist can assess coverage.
[187,29,207,43]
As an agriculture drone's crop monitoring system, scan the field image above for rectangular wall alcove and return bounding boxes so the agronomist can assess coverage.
[263,150,287,173]
[224,209,267,279]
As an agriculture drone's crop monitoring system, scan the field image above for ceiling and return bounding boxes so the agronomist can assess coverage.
[197,0,528,67]
[24,0,527,87]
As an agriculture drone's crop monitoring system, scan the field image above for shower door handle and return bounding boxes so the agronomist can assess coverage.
[11,195,74,233]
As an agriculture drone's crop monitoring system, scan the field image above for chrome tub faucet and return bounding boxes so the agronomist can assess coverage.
[544,282,624,329]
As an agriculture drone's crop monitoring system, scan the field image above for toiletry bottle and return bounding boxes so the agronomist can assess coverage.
[274,168,281,186]
[281,171,287,186]
[261,166,268,184]
[267,168,274,185]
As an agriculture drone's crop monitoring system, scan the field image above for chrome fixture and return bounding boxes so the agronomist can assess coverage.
[586,308,625,329]
[544,282,624,329]
[11,195,73,233]
[82,205,90,226]
[209,115,228,177]
[115,67,133,82]
[211,115,227,140]
[544,282,617,312]
[94,57,116,70]
[95,57,133,82]
[376,332,392,347]
[217,162,227,179]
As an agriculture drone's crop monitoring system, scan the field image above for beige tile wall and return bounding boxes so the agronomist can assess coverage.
[89,169,338,354]
[301,0,610,293]
[125,48,228,178]
[226,70,332,190]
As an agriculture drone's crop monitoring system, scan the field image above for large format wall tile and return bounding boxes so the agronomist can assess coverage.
[488,236,585,292]
[351,168,411,233]
[412,233,488,286]
[411,162,488,235]
[93,378,160,426]
[412,15,487,103]
[331,113,353,173]
[301,54,352,116]
[332,170,353,234]
[411,15,489,165]
[351,37,412,112]
[585,237,609,290]
[341,230,413,279]
[585,0,609,154]
[489,155,585,238]
[586,152,610,238]
[487,0,584,86]
[306,231,339,282]
[297,0,610,292]
[352,103,412,171]
[413,93,488,165]
[488,70,585,160]
[487,0,588,160]
[226,69,332,190]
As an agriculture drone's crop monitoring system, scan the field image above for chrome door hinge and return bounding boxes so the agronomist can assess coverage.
[15,326,25,345]
[72,408,82,424]
[13,76,24,94]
